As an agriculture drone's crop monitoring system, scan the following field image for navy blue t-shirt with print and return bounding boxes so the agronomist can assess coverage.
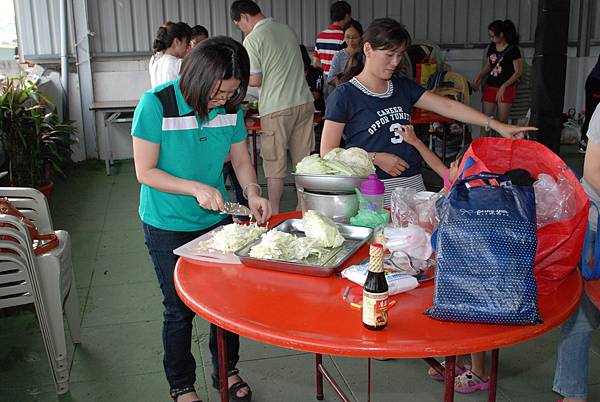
[325,76,427,179]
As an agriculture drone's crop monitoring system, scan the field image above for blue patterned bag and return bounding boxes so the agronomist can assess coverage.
[426,172,542,325]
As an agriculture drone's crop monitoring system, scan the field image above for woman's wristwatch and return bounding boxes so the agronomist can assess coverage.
[484,116,494,132]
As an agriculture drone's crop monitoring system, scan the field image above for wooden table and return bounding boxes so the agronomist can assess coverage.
[90,100,138,175]
[174,211,582,402]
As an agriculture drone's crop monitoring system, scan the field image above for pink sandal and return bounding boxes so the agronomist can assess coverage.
[427,361,471,382]
[454,370,489,393]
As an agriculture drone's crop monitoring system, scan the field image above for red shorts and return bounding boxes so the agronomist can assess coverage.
[482,84,516,104]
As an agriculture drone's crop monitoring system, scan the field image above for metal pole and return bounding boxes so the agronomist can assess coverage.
[60,0,69,120]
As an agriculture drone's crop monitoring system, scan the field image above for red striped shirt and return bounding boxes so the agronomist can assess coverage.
[313,24,344,73]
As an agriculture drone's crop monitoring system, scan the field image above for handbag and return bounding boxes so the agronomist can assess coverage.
[427,172,542,325]
[0,198,59,256]
[457,138,589,294]
[582,201,600,280]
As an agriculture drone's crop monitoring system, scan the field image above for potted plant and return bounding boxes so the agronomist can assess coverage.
[0,74,77,198]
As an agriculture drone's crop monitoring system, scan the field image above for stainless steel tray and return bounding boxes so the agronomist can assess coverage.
[293,173,366,194]
[235,219,372,276]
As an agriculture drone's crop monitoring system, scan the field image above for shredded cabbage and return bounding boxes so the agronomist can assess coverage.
[303,210,344,248]
[295,147,375,177]
[198,223,266,253]
[248,230,320,261]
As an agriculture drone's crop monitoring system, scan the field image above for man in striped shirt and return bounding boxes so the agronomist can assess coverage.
[313,1,352,75]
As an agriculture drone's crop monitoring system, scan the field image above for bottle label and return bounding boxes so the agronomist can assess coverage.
[362,290,389,327]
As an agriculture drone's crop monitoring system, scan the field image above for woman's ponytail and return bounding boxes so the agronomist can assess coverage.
[152,21,192,54]
[152,25,169,53]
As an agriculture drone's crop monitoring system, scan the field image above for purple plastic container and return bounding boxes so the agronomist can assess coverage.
[359,174,385,211]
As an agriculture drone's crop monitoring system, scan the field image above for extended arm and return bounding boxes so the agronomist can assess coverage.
[415,91,537,139]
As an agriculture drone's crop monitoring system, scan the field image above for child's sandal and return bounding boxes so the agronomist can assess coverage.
[454,369,489,393]
[427,361,471,382]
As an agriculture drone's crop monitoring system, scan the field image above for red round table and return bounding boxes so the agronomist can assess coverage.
[174,212,582,402]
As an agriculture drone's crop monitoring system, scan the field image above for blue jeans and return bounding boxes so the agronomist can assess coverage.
[143,220,240,393]
[553,292,600,399]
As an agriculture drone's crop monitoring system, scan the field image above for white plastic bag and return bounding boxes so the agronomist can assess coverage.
[384,224,433,260]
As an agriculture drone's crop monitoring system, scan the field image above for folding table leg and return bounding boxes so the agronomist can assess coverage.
[443,355,456,402]
[315,353,324,400]
[488,349,499,402]
[216,326,229,402]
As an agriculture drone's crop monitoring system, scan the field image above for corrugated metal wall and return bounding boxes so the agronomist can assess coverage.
[14,0,596,59]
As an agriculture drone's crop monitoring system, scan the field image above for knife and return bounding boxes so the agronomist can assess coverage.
[220,201,253,218]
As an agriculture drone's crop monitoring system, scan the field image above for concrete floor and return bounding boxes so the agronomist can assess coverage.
[1,144,598,402]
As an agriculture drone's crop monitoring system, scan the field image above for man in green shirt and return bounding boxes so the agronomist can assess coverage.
[231,0,315,213]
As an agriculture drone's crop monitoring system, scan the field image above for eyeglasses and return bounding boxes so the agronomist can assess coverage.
[209,87,241,103]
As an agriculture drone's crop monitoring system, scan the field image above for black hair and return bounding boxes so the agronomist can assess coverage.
[342,19,363,37]
[230,0,261,22]
[152,21,192,54]
[330,1,351,23]
[179,36,250,120]
[299,44,311,69]
[339,18,411,83]
[191,25,209,38]
[488,19,519,46]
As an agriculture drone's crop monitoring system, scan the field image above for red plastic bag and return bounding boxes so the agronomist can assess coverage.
[457,138,589,295]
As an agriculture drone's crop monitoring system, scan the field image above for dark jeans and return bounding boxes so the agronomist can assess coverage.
[581,75,600,143]
[143,220,240,392]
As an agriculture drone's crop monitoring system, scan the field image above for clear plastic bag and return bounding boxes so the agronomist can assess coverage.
[391,187,442,231]
[391,187,417,227]
[534,173,576,228]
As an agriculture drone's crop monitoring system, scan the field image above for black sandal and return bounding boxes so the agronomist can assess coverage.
[211,368,253,402]
[170,385,202,402]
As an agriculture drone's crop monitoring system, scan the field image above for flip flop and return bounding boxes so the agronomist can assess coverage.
[454,369,490,393]
[428,361,471,382]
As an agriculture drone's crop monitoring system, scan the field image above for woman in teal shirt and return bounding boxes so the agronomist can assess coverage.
[132,36,270,402]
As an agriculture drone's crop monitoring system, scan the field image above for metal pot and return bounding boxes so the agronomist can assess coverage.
[293,173,365,194]
[298,188,358,223]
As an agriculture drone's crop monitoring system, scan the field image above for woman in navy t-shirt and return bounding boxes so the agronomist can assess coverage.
[321,18,536,205]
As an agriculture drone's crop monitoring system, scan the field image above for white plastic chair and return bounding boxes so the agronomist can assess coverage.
[0,190,81,394]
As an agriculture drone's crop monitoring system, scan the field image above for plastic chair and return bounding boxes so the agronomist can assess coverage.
[0,212,80,394]
[0,187,54,233]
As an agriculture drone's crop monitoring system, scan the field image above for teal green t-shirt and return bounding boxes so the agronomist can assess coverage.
[131,78,247,231]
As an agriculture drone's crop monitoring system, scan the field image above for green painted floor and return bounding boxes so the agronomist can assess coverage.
[1,145,599,402]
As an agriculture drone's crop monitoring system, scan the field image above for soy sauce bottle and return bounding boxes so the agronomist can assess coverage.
[362,243,389,330]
